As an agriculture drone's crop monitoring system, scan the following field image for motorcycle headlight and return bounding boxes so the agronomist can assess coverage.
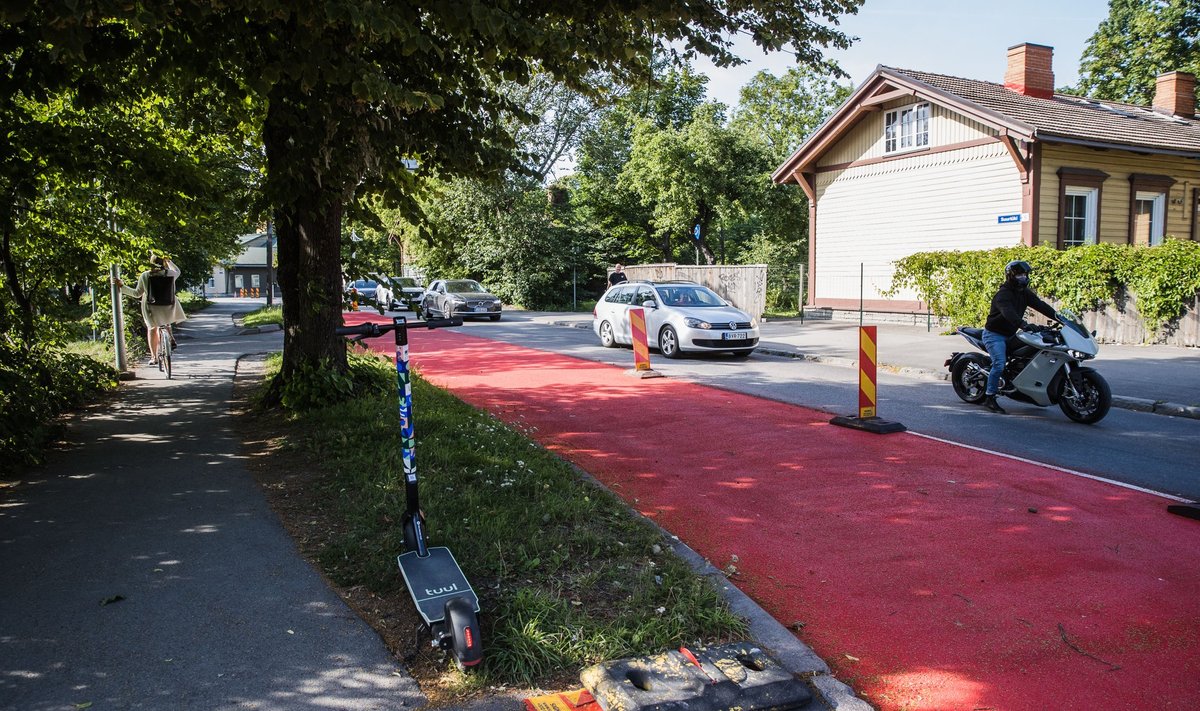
[683,318,712,329]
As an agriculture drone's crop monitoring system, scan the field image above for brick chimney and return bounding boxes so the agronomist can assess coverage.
[1004,43,1055,99]
[1153,71,1196,118]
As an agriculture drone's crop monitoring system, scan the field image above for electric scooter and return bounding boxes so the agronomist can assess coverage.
[335,315,483,668]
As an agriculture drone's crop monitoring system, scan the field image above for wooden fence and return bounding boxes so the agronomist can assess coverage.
[620,263,768,319]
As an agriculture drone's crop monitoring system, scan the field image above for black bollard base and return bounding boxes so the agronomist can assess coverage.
[1167,504,1200,521]
[830,415,907,434]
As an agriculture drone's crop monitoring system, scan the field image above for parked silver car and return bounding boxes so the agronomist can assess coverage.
[592,280,758,358]
[419,279,502,321]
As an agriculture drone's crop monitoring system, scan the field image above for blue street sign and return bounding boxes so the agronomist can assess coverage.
[997,214,1022,224]
[693,225,701,240]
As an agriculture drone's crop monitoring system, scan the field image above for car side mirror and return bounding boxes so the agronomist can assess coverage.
[642,300,657,309]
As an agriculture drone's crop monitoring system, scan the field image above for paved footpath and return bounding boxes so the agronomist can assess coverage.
[0,301,424,711]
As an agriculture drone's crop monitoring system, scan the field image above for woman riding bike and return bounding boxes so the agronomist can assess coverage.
[116,253,187,364]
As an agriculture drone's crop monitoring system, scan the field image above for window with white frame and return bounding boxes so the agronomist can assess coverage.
[1057,167,1107,248]
[1063,188,1098,247]
[1132,191,1166,245]
[884,103,930,153]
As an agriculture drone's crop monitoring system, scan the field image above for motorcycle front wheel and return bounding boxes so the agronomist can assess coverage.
[950,354,989,404]
[1059,368,1112,424]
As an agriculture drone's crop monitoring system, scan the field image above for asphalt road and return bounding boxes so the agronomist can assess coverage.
[453,313,1200,502]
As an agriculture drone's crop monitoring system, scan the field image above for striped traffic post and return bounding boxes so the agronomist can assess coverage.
[830,325,905,434]
[626,308,663,379]
[858,325,878,418]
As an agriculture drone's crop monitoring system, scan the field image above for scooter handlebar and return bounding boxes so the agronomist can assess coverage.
[335,317,462,339]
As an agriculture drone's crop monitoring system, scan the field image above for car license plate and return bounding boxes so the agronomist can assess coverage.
[722,332,747,340]
[474,306,488,312]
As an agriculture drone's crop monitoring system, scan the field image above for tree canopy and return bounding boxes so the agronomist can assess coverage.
[1076,0,1200,104]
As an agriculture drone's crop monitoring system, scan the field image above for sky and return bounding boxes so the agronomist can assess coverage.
[694,0,1113,108]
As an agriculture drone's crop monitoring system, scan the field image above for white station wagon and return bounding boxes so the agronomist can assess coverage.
[592,280,759,358]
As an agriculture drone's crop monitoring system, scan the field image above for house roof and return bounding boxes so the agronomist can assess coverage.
[774,66,1200,183]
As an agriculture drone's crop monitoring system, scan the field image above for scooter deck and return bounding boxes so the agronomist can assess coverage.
[397,547,480,625]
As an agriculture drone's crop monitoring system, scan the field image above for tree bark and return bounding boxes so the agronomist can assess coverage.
[1,222,36,345]
[264,83,349,389]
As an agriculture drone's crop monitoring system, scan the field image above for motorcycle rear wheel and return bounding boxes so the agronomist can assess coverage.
[950,355,989,404]
[1058,368,1112,424]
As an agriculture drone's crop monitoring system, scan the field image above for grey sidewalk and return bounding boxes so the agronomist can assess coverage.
[0,301,423,711]
[536,311,1200,420]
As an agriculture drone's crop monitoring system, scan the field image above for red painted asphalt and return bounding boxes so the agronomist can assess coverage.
[353,316,1200,710]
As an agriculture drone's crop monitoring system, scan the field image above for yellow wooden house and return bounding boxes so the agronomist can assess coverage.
[773,43,1200,314]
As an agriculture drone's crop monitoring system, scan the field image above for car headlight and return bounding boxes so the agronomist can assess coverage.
[750,318,757,328]
[683,318,712,329]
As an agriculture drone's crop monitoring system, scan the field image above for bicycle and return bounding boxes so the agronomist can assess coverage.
[154,323,172,379]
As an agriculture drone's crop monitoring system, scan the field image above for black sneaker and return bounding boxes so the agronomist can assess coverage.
[983,395,1006,414]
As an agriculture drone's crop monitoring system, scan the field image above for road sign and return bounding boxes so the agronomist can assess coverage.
[693,225,700,240]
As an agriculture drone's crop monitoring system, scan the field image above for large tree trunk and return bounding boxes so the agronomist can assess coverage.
[264,83,350,390]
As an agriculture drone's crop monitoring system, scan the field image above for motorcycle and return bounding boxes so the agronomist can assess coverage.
[945,309,1113,424]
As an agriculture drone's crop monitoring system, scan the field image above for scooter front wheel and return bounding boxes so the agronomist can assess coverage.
[950,355,989,404]
[1059,368,1112,424]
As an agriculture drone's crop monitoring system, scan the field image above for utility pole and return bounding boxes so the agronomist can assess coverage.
[265,220,275,306]
[109,264,127,373]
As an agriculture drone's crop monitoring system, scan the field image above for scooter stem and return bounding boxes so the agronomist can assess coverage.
[394,316,423,526]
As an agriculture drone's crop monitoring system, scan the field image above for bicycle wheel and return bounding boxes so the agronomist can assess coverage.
[159,327,172,379]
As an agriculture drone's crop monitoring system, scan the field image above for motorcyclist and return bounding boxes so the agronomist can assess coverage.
[980,260,1059,413]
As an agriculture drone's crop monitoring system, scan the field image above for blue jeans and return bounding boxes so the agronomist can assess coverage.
[981,329,1007,396]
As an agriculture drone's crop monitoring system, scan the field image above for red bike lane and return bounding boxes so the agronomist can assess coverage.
[352,317,1200,710]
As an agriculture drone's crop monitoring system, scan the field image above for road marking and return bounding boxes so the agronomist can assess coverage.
[906,430,1191,502]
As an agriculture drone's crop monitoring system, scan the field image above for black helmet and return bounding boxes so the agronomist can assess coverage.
[1005,260,1031,277]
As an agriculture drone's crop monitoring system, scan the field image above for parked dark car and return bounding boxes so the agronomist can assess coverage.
[419,279,502,321]
[346,278,379,305]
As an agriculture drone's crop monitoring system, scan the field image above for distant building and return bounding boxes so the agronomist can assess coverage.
[208,232,277,296]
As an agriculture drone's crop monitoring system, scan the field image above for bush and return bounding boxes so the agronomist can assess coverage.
[276,350,395,412]
[887,240,1200,333]
[0,343,118,475]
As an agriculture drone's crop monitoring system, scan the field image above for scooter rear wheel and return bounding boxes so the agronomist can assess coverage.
[443,597,483,669]
[950,355,989,404]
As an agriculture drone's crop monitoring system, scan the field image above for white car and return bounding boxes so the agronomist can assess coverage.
[592,280,759,358]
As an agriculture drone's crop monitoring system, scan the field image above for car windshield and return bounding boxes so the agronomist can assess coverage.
[393,277,418,288]
[655,285,724,307]
[446,280,487,293]
[352,280,377,289]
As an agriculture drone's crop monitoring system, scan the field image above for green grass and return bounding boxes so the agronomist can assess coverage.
[259,351,746,686]
[240,305,283,328]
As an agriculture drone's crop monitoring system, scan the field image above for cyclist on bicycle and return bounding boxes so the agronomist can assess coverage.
[116,253,186,364]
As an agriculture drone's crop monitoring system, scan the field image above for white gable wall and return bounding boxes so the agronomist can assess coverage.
[810,101,1025,305]
[814,141,1024,303]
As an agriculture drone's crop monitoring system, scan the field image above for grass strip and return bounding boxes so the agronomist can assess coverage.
[255,350,746,689]
[239,305,283,328]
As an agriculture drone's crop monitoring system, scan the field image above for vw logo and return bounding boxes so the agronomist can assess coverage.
[729,322,737,330]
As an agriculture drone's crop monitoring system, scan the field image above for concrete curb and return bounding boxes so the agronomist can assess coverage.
[548,322,1198,421]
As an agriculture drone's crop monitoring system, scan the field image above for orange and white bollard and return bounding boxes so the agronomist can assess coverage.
[626,308,662,379]
[830,325,905,434]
